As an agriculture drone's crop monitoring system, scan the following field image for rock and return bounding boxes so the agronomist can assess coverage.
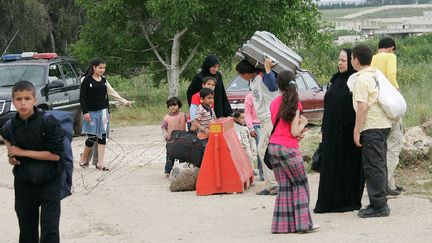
[400,126,432,164]
[169,165,199,192]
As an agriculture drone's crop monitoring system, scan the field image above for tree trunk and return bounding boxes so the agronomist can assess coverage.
[168,33,181,98]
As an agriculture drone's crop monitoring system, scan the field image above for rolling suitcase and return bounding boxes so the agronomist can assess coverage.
[237,31,303,73]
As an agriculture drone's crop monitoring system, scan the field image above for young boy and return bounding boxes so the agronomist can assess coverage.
[189,76,216,121]
[233,111,257,173]
[2,80,65,243]
[191,88,216,139]
[371,36,404,196]
[161,97,187,176]
[350,44,393,218]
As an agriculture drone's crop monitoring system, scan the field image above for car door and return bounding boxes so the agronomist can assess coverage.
[46,63,70,110]
[296,73,315,116]
[59,62,81,112]
[302,71,324,110]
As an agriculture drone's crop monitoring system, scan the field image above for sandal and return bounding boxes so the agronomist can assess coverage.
[79,161,89,168]
[79,153,89,168]
[95,165,109,171]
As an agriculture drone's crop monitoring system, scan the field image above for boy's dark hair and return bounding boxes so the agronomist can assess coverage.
[352,44,373,66]
[200,88,214,99]
[166,96,182,108]
[236,60,256,74]
[202,76,217,85]
[378,36,396,51]
[232,111,244,118]
[12,80,36,98]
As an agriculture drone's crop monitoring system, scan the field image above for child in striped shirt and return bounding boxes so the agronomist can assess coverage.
[191,88,216,140]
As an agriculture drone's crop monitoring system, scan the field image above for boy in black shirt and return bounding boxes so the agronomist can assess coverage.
[2,80,64,243]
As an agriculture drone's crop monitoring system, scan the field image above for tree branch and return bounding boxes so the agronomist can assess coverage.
[180,43,199,74]
[138,20,170,68]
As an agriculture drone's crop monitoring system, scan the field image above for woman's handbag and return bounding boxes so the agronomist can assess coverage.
[312,143,322,172]
[263,118,280,170]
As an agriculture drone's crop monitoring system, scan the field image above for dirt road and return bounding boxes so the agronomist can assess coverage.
[1,125,431,243]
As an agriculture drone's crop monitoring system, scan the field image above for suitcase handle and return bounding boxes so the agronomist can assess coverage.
[263,53,279,67]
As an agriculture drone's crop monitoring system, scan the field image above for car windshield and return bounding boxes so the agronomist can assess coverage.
[0,65,44,87]
[227,75,250,91]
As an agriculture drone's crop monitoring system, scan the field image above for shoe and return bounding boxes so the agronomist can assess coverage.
[358,205,390,218]
[387,188,401,196]
[298,224,320,233]
[253,171,258,176]
[396,185,404,192]
[95,165,109,171]
[256,186,278,195]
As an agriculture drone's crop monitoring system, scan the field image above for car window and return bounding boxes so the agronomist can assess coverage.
[302,72,320,90]
[295,74,306,91]
[71,62,85,78]
[0,65,44,86]
[227,75,250,91]
[61,63,76,86]
[48,64,63,84]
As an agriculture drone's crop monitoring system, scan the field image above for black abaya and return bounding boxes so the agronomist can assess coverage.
[186,55,232,118]
[314,50,365,213]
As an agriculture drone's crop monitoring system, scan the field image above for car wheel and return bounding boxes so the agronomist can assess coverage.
[73,112,83,136]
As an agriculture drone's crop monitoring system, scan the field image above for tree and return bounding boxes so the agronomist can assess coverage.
[73,0,322,97]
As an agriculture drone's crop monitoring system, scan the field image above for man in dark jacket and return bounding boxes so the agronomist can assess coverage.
[3,80,64,243]
[187,54,232,118]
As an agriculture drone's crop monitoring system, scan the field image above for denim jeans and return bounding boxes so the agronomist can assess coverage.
[253,124,264,180]
[360,128,391,209]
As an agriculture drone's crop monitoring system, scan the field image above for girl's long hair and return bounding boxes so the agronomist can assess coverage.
[277,70,298,122]
[85,58,106,76]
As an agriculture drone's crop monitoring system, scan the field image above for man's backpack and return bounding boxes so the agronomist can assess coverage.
[4,110,74,200]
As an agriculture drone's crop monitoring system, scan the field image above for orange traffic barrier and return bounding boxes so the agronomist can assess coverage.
[196,117,254,196]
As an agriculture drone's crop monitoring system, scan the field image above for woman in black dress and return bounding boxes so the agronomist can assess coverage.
[186,54,232,118]
[314,49,365,213]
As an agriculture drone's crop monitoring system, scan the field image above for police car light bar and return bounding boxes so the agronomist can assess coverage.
[2,52,58,62]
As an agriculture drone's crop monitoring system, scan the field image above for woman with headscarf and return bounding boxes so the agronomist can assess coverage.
[187,54,232,118]
[314,49,365,213]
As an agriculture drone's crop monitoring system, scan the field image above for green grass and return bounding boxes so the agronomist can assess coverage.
[358,7,432,19]
[320,7,375,19]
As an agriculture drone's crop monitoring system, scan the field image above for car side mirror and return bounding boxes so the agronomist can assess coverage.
[48,80,64,89]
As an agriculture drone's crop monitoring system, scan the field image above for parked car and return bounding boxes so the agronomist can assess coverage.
[0,52,85,136]
[226,70,325,121]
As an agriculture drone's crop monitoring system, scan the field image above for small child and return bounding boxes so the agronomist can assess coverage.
[161,97,187,177]
[233,111,257,173]
[2,80,65,243]
[189,76,216,121]
[191,88,216,140]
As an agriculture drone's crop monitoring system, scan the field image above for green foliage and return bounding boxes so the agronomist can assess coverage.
[0,0,82,55]
[71,0,323,82]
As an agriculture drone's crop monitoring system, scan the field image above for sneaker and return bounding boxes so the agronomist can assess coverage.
[358,205,390,218]
[387,188,401,196]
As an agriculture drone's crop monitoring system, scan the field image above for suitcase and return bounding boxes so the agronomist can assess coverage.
[166,130,207,167]
[237,31,303,73]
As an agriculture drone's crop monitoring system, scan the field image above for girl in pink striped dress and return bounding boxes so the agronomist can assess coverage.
[268,70,319,233]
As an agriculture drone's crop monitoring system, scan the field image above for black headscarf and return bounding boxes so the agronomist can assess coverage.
[186,54,232,118]
[330,48,355,83]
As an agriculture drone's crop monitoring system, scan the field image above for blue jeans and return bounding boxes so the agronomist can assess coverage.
[253,124,264,180]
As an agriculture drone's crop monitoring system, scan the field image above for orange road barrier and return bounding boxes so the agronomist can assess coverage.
[196,117,254,196]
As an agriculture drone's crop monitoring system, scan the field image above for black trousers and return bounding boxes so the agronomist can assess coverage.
[14,176,61,243]
[360,128,391,209]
